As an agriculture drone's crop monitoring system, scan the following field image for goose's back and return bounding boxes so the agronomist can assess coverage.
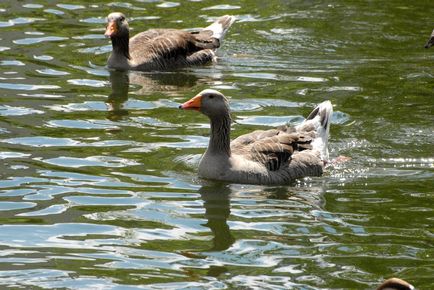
[129,29,216,70]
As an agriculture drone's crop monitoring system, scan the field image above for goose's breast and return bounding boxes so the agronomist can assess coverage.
[198,153,229,180]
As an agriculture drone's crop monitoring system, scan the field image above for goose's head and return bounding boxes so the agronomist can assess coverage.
[179,89,230,118]
[105,12,129,38]
[425,29,434,48]
[376,278,414,290]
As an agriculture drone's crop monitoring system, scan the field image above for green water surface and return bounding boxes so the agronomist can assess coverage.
[0,1,433,289]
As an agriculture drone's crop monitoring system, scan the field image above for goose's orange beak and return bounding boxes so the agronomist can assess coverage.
[179,95,202,111]
[105,21,117,37]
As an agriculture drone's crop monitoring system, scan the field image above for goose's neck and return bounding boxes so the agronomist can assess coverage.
[111,34,131,60]
[208,113,231,157]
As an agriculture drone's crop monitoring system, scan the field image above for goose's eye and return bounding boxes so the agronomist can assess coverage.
[209,95,214,99]
[119,16,125,21]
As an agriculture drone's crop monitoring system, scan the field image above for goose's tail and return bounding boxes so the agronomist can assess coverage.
[203,15,236,45]
[425,29,434,48]
[298,100,333,161]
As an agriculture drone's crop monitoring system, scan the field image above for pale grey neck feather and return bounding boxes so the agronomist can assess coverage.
[208,113,231,157]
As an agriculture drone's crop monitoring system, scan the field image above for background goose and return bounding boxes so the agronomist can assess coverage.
[425,29,434,48]
[376,278,414,290]
[104,12,235,71]
[179,89,333,185]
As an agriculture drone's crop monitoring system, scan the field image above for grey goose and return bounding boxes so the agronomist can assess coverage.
[179,89,334,185]
[104,12,235,71]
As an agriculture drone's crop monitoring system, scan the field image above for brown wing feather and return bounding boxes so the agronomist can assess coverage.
[186,49,215,65]
[249,137,294,171]
[190,30,220,49]
[129,29,218,67]
[231,128,314,171]
[129,29,171,44]
[232,128,282,148]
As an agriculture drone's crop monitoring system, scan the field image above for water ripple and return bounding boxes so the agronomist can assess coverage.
[0,60,25,66]
[0,105,44,116]
[33,55,53,61]
[0,152,31,159]
[67,79,108,87]
[233,72,328,82]
[202,4,241,10]
[42,156,139,168]
[56,4,85,10]
[46,101,106,112]
[156,2,181,8]
[13,36,68,45]
[22,4,44,9]
[0,223,121,248]
[17,204,68,217]
[44,9,64,15]
[18,93,65,99]
[2,137,80,147]
[0,17,44,27]
[0,201,36,212]
[46,119,120,130]
[36,69,69,76]
[0,83,60,91]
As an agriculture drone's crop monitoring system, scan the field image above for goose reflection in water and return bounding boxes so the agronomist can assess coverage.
[106,69,211,121]
[199,183,235,252]
[106,70,129,121]
[197,182,326,251]
[179,183,235,278]
[188,182,328,280]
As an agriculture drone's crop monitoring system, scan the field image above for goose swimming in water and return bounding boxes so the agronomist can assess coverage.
[179,89,334,185]
[104,12,235,71]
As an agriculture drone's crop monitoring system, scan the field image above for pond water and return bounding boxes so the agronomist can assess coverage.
[0,1,433,289]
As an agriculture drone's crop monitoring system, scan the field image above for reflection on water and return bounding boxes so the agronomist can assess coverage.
[106,69,209,121]
[129,71,202,95]
[199,183,235,252]
[106,70,129,121]
[0,0,433,289]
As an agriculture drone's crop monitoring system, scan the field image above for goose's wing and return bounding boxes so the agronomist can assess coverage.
[232,128,313,171]
[129,29,218,63]
[231,128,282,148]
[129,29,171,44]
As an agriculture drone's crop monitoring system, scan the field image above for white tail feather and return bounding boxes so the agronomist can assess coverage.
[204,15,236,42]
[297,100,333,161]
